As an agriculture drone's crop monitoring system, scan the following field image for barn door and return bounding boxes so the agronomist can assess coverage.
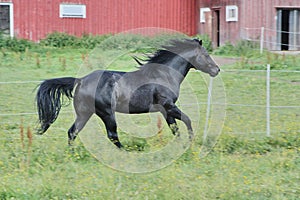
[212,9,220,48]
[289,10,300,50]
[276,10,282,50]
[277,8,300,51]
[0,3,13,38]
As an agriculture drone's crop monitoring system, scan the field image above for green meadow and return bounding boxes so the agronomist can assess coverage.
[0,34,299,199]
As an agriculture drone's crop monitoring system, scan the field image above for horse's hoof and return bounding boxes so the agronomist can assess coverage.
[188,131,194,141]
[68,139,74,146]
[114,141,123,149]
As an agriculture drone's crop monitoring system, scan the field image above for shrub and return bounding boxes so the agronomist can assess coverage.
[213,40,260,57]
[193,34,213,52]
[39,32,214,54]
[97,33,190,54]
[40,32,78,48]
[98,33,147,50]
[0,33,33,52]
[78,33,111,49]
[235,40,260,57]
[213,41,235,55]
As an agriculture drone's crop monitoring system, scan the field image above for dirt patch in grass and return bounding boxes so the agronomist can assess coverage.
[212,56,241,66]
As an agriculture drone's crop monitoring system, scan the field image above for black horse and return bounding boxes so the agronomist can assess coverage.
[36,39,220,148]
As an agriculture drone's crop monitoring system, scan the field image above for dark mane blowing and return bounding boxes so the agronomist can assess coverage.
[137,39,201,67]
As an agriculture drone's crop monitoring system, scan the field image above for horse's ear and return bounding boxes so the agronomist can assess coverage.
[193,38,202,46]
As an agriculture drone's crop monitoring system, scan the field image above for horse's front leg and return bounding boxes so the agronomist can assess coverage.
[165,115,179,136]
[165,104,194,140]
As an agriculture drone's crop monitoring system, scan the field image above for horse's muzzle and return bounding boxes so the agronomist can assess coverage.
[210,66,220,77]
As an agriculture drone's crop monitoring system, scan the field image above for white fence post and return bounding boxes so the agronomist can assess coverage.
[203,77,213,140]
[260,27,264,54]
[266,64,271,136]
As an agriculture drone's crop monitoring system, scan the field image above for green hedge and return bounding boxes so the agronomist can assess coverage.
[213,40,260,57]
[0,34,33,52]
[40,32,111,49]
[0,32,213,53]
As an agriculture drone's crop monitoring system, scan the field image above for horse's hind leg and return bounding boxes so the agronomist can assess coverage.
[68,112,92,145]
[96,112,122,148]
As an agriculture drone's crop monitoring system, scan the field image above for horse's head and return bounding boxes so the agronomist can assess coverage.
[143,38,220,77]
[189,39,220,77]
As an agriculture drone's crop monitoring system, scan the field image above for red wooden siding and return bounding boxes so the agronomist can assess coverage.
[197,0,300,50]
[10,0,197,41]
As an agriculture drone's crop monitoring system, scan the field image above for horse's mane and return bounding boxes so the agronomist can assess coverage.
[134,39,201,78]
[135,39,200,68]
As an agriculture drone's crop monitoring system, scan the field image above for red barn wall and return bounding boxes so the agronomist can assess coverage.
[197,0,300,50]
[197,0,241,48]
[9,0,197,41]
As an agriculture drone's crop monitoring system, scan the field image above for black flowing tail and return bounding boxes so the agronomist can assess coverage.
[36,77,77,134]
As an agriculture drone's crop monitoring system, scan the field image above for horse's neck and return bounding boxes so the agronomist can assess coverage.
[165,56,190,83]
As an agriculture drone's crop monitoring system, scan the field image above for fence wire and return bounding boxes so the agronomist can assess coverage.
[241,27,300,50]
[1,68,299,139]
[1,69,299,115]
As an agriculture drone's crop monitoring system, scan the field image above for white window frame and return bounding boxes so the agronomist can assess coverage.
[59,4,86,18]
[200,7,211,23]
[226,5,238,22]
[0,2,14,37]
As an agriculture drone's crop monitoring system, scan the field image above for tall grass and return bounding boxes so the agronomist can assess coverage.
[0,33,299,199]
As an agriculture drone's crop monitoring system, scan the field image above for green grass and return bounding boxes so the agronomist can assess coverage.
[0,42,299,199]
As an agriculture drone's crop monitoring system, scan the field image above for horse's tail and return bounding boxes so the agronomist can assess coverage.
[36,77,77,134]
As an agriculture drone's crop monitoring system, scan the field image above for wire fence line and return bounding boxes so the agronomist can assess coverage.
[0,69,300,86]
[241,26,300,51]
[1,103,299,118]
[0,111,73,117]
[243,27,300,35]
[0,68,299,118]
[0,80,42,84]
[1,67,299,138]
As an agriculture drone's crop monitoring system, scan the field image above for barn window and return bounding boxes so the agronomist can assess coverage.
[60,4,86,18]
[0,2,14,37]
[200,7,210,23]
[226,5,238,22]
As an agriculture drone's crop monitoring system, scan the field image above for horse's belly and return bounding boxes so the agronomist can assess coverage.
[115,101,155,114]
[115,95,162,114]
[115,84,157,114]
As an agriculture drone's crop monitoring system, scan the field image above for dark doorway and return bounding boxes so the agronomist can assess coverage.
[281,10,290,50]
[277,9,300,51]
[212,9,220,48]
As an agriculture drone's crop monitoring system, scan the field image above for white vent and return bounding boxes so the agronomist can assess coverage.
[60,4,86,18]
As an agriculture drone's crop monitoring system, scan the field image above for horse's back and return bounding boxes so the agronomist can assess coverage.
[73,70,125,113]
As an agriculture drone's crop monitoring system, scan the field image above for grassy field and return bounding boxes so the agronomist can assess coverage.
[0,40,299,199]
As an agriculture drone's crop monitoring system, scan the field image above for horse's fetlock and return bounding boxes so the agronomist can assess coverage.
[170,123,179,135]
